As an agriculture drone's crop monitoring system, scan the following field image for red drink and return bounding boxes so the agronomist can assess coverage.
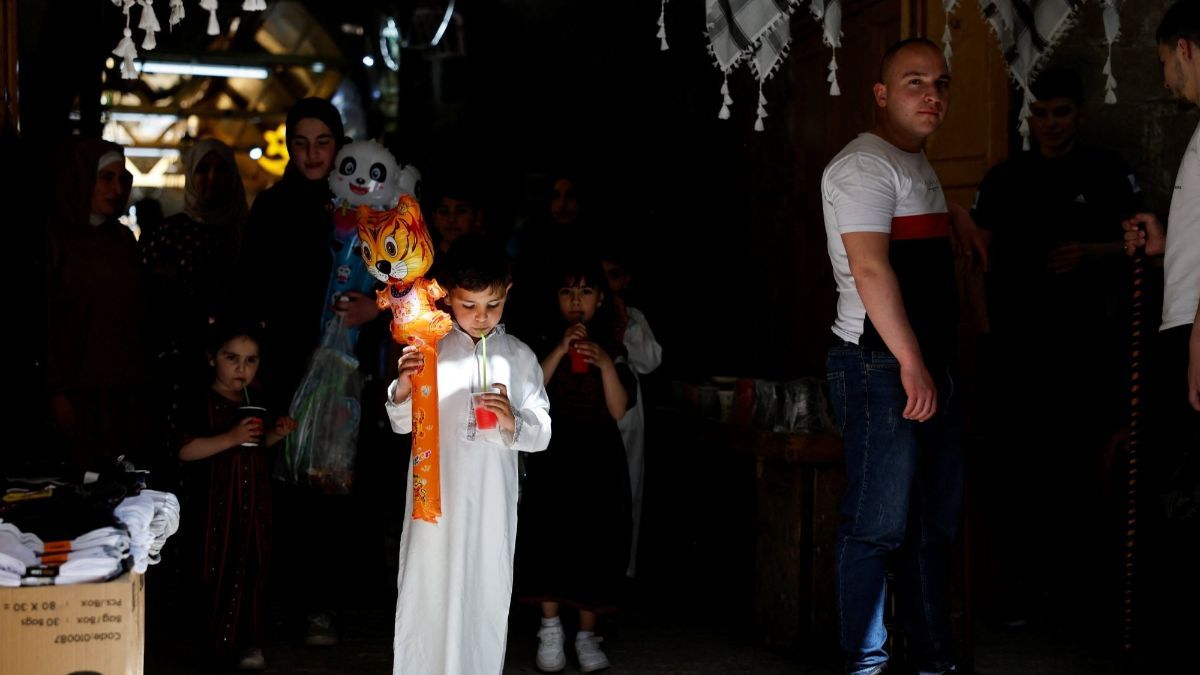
[472,390,499,430]
[569,342,588,373]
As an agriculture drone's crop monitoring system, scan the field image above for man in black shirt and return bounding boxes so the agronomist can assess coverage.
[972,68,1141,627]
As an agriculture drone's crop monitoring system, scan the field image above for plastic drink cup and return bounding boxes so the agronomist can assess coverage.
[568,342,588,373]
[472,387,501,430]
[236,405,267,446]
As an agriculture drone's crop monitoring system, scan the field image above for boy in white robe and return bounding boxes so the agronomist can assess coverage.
[386,241,552,674]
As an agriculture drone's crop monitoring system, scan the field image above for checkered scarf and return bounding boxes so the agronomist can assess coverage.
[698,0,840,131]
[970,0,1121,147]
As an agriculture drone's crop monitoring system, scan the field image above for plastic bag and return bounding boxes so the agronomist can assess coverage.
[275,315,363,494]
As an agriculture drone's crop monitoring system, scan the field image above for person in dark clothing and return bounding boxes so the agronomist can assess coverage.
[45,138,151,470]
[972,68,1141,628]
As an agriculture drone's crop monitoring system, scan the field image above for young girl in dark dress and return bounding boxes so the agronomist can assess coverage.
[178,319,296,671]
[516,257,635,673]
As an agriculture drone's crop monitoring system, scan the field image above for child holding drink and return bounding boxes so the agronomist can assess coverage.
[177,318,297,671]
[515,256,636,673]
[385,239,551,674]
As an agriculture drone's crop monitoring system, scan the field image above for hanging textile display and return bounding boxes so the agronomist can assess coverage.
[1101,0,1121,103]
[658,0,671,51]
[808,0,843,95]
[974,0,1121,148]
[109,0,271,79]
[703,0,808,132]
[942,0,958,65]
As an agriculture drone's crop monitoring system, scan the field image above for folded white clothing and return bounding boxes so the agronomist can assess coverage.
[0,551,27,576]
[70,527,130,551]
[0,525,39,567]
[40,544,127,564]
[0,521,44,551]
[54,557,124,585]
[0,570,20,587]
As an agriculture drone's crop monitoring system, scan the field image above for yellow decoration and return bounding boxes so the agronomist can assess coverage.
[257,123,289,176]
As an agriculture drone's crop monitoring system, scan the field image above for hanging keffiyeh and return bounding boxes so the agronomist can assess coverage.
[705,0,801,130]
[808,0,843,95]
[942,0,959,66]
[1101,0,1121,103]
[658,0,670,51]
[978,0,1120,148]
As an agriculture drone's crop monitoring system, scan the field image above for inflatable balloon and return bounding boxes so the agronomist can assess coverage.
[358,194,452,523]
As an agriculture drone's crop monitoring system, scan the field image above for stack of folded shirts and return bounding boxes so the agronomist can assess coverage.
[22,525,132,585]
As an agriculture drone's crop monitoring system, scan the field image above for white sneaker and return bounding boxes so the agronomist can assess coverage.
[305,613,338,647]
[575,633,610,673]
[535,623,566,672]
[237,647,266,671]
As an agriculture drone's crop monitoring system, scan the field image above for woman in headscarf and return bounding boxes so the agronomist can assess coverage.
[46,138,150,468]
[237,98,386,651]
[141,138,249,482]
[142,138,248,377]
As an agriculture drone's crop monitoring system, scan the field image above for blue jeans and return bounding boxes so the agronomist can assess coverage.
[826,339,963,675]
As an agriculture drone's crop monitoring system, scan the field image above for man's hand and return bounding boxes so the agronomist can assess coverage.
[948,202,989,272]
[1189,322,1199,412]
[900,361,938,422]
[1122,213,1166,256]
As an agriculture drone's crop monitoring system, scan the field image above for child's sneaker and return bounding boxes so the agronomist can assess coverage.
[305,612,338,647]
[575,632,610,673]
[535,623,566,672]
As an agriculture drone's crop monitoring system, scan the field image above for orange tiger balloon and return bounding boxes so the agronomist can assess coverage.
[358,195,452,523]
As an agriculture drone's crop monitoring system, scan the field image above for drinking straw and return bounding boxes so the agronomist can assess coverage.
[243,385,251,405]
[480,330,488,389]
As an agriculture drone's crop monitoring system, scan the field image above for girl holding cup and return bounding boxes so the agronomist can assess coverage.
[177,318,296,671]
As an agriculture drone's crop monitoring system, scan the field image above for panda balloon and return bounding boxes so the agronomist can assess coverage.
[322,140,421,342]
[329,140,421,210]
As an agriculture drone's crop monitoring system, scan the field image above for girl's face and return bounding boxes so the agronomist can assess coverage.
[558,278,603,323]
[289,118,337,181]
[212,336,260,397]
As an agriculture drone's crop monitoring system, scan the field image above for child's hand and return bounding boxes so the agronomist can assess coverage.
[393,346,425,403]
[558,323,588,355]
[265,416,298,447]
[572,341,614,371]
[476,383,516,434]
[272,416,298,437]
[226,417,263,447]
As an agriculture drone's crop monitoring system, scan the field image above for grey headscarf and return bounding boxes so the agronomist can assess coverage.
[183,138,248,229]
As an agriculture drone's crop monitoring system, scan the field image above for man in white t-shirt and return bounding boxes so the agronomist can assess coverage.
[1121,0,1200,666]
[821,37,983,675]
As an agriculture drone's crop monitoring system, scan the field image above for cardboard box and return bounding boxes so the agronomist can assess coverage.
[0,573,144,675]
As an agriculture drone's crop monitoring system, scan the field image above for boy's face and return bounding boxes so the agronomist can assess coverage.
[446,284,510,338]
[1029,97,1080,156]
[213,336,260,396]
[558,281,602,323]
